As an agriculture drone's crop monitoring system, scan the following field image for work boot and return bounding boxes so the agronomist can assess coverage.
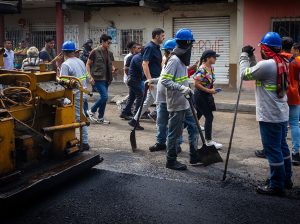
[190,153,202,165]
[81,143,90,151]
[292,153,300,166]
[176,146,182,154]
[265,179,293,190]
[128,119,144,130]
[256,185,285,196]
[149,143,166,152]
[166,160,187,170]
[255,149,266,158]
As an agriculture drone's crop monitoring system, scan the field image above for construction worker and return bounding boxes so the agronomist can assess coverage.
[240,32,292,196]
[128,28,165,130]
[86,34,115,125]
[59,41,91,151]
[161,29,201,170]
[192,50,223,149]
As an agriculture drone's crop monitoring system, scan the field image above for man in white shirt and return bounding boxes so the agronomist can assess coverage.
[3,40,14,70]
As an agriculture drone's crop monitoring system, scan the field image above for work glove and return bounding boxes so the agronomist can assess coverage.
[242,45,255,57]
[179,85,193,96]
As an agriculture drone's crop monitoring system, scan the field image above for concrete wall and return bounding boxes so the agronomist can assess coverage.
[88,3,238,86]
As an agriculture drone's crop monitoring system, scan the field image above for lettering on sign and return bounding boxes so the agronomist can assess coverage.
[192,38,224,55]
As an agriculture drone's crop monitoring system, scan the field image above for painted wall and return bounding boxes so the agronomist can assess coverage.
[242,0,300,90]
[244,0,300,55]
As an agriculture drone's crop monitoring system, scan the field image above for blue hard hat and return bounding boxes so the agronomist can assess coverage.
[162,38,177,50]
[260,32,282,48]
[62,40,77,51]
[175,28,195,41]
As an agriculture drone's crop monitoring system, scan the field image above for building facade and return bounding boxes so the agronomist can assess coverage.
[1,0,300,89]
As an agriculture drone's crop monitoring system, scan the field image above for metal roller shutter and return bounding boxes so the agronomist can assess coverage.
[173,17,230,84]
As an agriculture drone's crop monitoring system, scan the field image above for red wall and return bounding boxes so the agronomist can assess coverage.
[243,0,300,90]
[244,0,300,55]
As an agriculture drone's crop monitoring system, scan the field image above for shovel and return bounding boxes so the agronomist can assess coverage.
[130,82,149,151]
[186,93,223,166]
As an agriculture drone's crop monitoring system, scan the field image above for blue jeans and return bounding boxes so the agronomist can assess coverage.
[167,109,198,161]
[75,97,88,144]
[91,80,109,119]
[157,103,183,148]
[122,81,143,115]
[83,99,89,117]
[259,121,292,189]
[289,105,300,155]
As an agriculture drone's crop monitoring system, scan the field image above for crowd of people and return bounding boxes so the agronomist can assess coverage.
[1,27,300,196]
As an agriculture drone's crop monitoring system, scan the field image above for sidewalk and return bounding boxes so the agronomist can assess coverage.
[88,82,256,114]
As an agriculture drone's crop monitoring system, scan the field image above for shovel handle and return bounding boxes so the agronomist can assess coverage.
[133,82,149,131]
[185,93,206,144]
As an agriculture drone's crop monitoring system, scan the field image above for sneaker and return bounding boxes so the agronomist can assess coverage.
[292,153,300,166]
[149,143,166,152]
[120,113,132,120]
[81,143,90,151]
[128,119,144,130]
[141,111,150,119]
[256,185,285,196]
[255,149,266,158]
[148,112,157,122]
[206,140,223,150]
[200,125,205,131]
[166,160,187,170]
[87,110,98,122]
[96,118,110,125]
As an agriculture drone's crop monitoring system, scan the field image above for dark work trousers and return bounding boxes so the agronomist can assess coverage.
[122,80,143,116]
[193,89,216,141]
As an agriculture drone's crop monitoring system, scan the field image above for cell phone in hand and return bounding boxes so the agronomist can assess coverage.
[215,88,222,93]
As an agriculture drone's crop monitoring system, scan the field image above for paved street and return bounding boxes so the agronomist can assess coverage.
[2,102,300,224]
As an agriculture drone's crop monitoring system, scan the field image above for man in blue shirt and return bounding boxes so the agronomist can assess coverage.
[121,48,144,120]
[128,28,165,130]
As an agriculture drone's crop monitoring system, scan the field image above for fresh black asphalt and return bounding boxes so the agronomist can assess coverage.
[2,169,300,224]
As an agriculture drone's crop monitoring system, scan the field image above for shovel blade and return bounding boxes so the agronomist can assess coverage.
[198,144,223,166]
[130,130,137,152]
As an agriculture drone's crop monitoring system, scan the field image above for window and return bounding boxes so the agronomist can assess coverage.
[272,17,300,43]
[121,29,143,55]
[88,27,108,46]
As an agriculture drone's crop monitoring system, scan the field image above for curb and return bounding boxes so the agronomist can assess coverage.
[87,93,256,114]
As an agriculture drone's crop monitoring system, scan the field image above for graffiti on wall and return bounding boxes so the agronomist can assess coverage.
[192,38,224,56]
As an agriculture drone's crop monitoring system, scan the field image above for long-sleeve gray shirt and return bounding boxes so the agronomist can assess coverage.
[239,52,289,123]
[161,55,189,112]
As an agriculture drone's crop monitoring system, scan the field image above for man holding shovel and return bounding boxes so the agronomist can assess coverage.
[161,28,201,170]
[240,32,292,196]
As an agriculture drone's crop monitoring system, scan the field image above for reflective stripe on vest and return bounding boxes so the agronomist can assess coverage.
[245,68,253,80]
[256,81,277,91]
[162,73,189,84]
[60,74,88,82]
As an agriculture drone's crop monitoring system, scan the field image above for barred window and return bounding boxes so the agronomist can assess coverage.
[272,17,300,43]
[121,29,143,55]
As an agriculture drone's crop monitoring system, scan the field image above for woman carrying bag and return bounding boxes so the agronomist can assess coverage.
[192,50,223,149]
